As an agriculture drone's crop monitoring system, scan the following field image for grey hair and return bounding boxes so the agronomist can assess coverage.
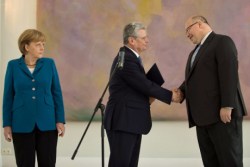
[192,15,209,25]
[123,22,146,45]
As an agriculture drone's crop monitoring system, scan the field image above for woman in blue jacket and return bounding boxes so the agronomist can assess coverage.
[2,29,65,167]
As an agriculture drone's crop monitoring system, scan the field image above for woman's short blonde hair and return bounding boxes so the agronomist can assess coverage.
[18,29,46,55]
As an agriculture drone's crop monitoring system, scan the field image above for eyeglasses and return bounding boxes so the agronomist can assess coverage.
[185,22,198,34]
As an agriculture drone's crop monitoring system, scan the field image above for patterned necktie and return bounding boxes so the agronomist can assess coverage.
[190,44,201,67]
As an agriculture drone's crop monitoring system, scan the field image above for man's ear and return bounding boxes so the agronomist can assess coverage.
[128,36,135,45]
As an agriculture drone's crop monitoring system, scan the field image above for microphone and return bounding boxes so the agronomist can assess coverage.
[118,47,125,70]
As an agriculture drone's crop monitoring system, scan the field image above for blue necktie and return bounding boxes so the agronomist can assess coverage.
[138,56,143,66]
[190,45,201,67]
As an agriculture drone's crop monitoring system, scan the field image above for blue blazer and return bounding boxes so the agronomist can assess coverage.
[2,57,65,133]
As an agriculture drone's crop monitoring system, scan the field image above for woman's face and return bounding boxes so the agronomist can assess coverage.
[25,41,45,58]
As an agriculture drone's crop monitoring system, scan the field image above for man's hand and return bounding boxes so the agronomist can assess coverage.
[149,97,155,105]
[220,107,232,123]
[172,88,183,103]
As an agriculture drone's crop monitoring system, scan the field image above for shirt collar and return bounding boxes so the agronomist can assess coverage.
[125,45,140,58]
[200,31,212,45]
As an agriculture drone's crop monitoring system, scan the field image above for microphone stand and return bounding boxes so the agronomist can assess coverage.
[71,60,121,167]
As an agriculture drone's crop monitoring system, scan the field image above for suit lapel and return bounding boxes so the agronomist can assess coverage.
[33,58,44,75]
[137,57,145,73]
[18,57,33,78]
[18,57,45,78]
[125,47,145,73]
[185,46,198,78]
[186,32,216,80]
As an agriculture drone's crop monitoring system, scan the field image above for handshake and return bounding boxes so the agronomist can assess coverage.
[171,88,183,103]
[149,88,183,104]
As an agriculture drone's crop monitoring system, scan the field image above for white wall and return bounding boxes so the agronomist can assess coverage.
[0,0,37,166]
[0,0,3,165]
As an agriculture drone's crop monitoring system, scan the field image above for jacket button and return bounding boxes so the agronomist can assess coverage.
[32,87,36,91]
[32,79,35,82]
[32,96,36,99]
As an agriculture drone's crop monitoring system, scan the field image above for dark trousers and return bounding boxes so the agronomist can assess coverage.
[196,117,243,167]
[106,130,142,167]
[12,126,58,167]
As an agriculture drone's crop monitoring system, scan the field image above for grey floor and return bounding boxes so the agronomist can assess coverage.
[1,121,250,167]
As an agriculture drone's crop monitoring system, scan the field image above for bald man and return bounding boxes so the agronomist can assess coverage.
[176,16,247,167]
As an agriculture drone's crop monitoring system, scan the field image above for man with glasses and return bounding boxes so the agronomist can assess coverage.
[104,22,180,167]
[174,15,247,167]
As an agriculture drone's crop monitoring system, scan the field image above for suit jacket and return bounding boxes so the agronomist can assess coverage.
[104,47,172,135]
[2,57,65,133]
[180,32,247,127]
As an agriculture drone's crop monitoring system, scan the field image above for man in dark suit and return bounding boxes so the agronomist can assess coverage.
[175,16,247,167]
[104,22,178,167]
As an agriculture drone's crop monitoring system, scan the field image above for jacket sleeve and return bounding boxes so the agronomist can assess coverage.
[179,81,186,103]
[50,59,65,123]
[119,56,172,104]
[216,36,238,108]
[2,61,14,127]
